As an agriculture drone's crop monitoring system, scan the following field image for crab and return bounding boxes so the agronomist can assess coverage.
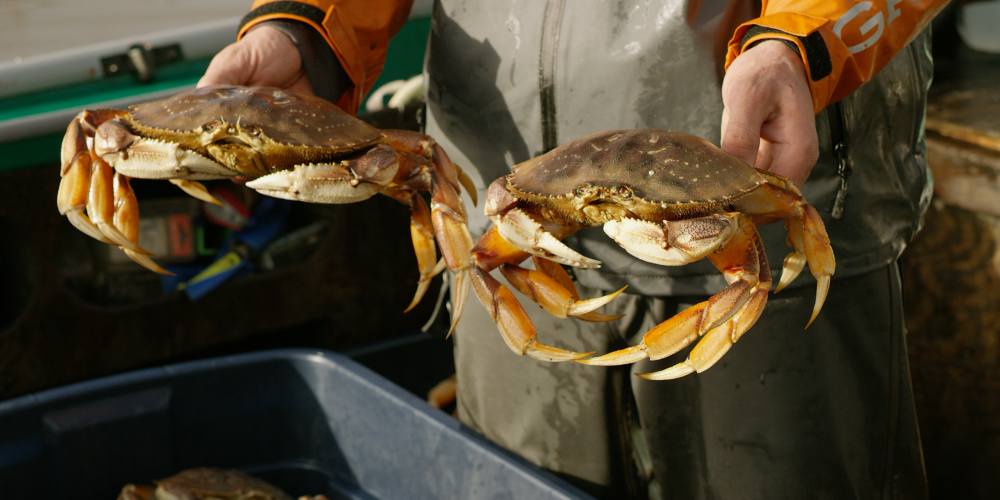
[57,85,474,332]
[469,129,835,379]
[116,467,327,500]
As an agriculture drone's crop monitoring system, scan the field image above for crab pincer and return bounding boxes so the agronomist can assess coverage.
[470,129,835,378]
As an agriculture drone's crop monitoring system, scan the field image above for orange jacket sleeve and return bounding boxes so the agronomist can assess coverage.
[725,0,950,114]
[238,0,413,115]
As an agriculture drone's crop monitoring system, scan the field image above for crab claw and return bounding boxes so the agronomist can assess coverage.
[95,120,235,180]
[247,144,400,204]
[470,266,592,361]
[494,208,601,268]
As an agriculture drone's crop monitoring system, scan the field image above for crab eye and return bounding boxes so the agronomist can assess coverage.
[248,127,261,137]
[617,186,632,198]
[575,187,587,196]
[202,123,214,131]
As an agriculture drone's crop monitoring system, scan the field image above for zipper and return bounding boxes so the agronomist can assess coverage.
[539,0,566,153]
[828,101,851,219]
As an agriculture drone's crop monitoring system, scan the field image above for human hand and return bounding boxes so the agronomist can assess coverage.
[720,40,818,189]
[198,25,314,95]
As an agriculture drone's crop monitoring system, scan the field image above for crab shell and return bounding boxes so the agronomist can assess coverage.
[117,467,297,500]
[103,85,385,177]
[502,129,766,225]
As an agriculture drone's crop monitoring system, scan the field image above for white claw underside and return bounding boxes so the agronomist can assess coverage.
[96,220,149,255]
[496,208,601,268]
[567,286,627,316]
[448,267,471,337]
[246,164,381,204]
[776,252,807,292]
[104,138,236,180]
[124,248,174,275]
[603,218,702,267]
[66,209,112,243]
[170,179,222,205]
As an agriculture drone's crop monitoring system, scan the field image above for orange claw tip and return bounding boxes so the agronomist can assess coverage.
[575,345,648,366]
[636,361,696,381]
[524,342,594,362]
[805,275,831,329]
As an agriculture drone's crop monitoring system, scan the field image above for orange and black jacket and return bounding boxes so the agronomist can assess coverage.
[237,0,948,115]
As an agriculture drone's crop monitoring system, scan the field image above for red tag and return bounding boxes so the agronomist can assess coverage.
[167,214,194,258]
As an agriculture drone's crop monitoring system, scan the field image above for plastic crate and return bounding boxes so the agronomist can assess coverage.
[0,349,592,499]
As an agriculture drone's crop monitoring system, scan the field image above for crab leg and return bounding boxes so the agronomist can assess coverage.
[498,263,626,319]
[58,116,113,243]
[579,214,766,373]
[404,192,447,313]
[388,140,476,335]
[732,172,834,326]
[58,146,110,243]
[470,265,593,361]
[531,256,624,322]
[469,225,608,361]
[638,223,771,379]
[427,168,473,335]
[113,174,174,275]
[87,153,153,255]
[382,129,478,206]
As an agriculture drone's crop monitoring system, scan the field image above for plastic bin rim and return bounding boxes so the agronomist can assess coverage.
[0,348,351,412]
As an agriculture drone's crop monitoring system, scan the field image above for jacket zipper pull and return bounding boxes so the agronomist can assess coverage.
[831,141,851,219]
[828,103,850,219]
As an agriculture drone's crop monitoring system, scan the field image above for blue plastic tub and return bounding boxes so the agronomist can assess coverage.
[0,349,592,499]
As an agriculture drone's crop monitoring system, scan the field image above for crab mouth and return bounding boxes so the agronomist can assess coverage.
[214,137,251,148]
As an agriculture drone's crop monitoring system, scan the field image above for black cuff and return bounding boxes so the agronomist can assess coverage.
[741,26,832,82]
[239,1,327,32]
[251,19,351,106]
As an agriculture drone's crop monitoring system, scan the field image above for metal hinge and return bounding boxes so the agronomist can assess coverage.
[101,43,184,83]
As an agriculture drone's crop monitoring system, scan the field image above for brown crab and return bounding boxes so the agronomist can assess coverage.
[57,85,474,332]
[116,467,327,500]
[469,129,835,379]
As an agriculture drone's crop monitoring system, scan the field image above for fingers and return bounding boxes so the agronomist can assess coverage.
[721,40,818,189]
[198,26,314,94]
